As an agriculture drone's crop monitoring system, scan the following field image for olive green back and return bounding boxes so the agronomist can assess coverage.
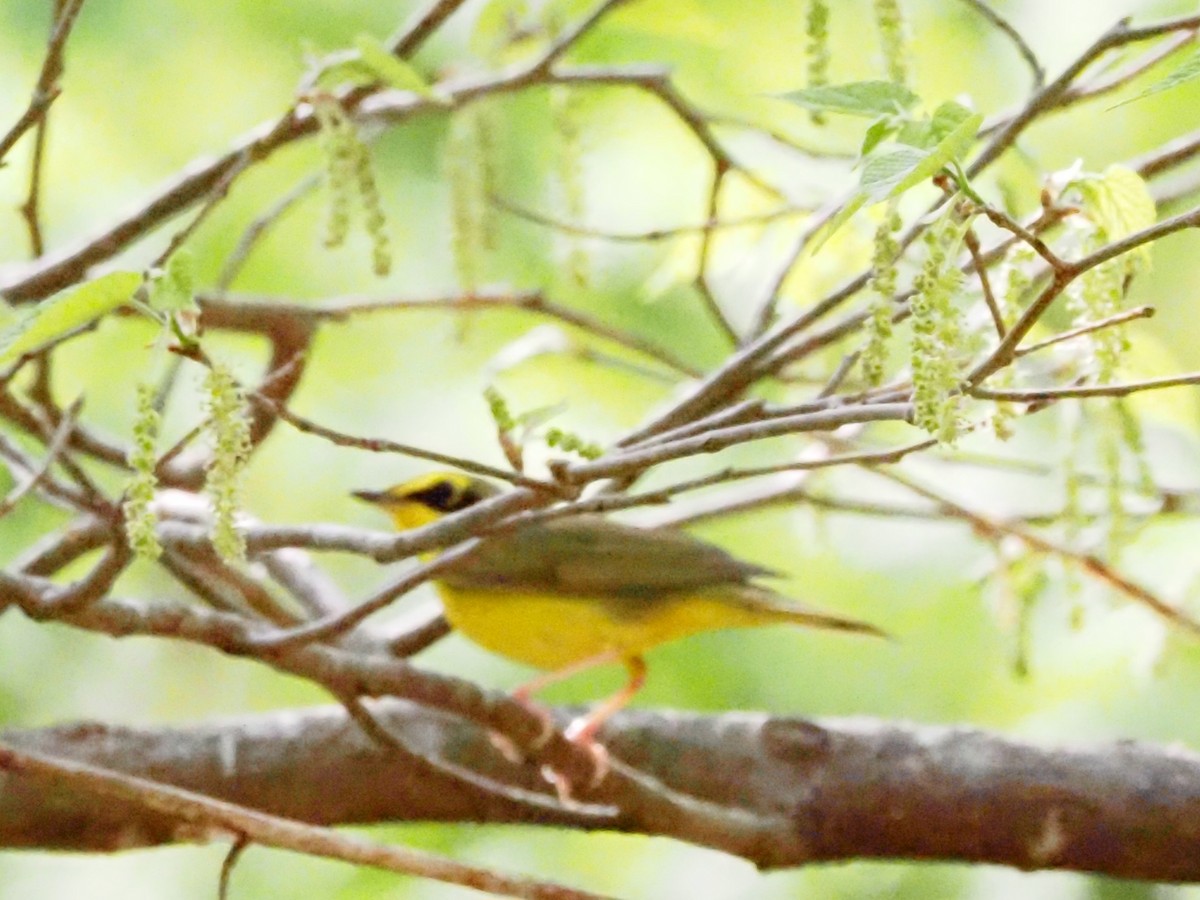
[441,516,777,598]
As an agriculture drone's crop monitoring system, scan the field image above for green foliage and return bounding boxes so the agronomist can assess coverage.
[782,80,919,118]
[470,0,558,64]
[149,250,202,347]
[148,249,197,314]
[1056,173,1159,550]
[352,34,447,103]
[1071,165,1157,269]
[1061,399,1155,562]
[802,90,982,248]
[203,364,251,562]
[309,34,447,102]
[0,271,140,363]
[355,145,392,278]
[1113,45,1200,109]
[485,385,601,462]
[860,107,982,202]
[123,383,163,560]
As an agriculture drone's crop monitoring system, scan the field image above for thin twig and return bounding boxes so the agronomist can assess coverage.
[1015,305,1154,357]
[250,541,485,650]
[249,392,558,492]
[387,604,451,656]
[965,228,1005,337]
[956,0,1045,88]
[972,371,1200,402]
[0,0,86,167]
[150,151,255,272]
[535,0,636,72]
[217,175,321,290]
[557,402,913,484]
[970,15,1200,176]
[0,396,80,519]
[691,165,742,346]
[870,466,1200,636]
[202,289,703,378]
[491,193,805,242]
[388,0,472,56]
[217,837,249,900]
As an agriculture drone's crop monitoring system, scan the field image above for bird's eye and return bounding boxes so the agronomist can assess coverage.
[409,480,456,511]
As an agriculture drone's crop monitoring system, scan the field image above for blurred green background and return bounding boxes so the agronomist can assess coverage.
[4,0,1200,897]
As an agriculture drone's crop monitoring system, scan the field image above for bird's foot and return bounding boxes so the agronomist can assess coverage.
[538,717,610,802]
[488,694,556,764]
[542,735,608,804]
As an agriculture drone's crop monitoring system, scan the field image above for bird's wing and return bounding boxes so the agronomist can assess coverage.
[441,516,776,597]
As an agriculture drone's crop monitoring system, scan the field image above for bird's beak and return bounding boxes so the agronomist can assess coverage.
[352,489,389,505]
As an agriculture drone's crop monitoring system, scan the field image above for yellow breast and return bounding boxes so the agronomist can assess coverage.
[434,582,795,670]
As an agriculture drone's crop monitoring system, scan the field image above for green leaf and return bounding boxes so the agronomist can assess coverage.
[895,118,931,149]
[1072,164,1157,269]
[0,271,140,363]
[780,81,919,118]
[354,34,448,103]
[1075,165,1156,239]
[863,111,983,202]
[898,100,973,149]
[861,146,929,202]
[815,109,984,247]
[1111,46,1200,109]
[809,193,867,253]
[148,249,198,313]
[861,117,897,157]
[927,101,973,144]
[312,54,378,90]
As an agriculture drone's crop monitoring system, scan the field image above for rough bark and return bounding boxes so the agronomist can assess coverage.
[3,703,1198,882]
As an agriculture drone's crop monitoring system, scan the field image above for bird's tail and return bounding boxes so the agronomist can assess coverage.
[719,585,888,638]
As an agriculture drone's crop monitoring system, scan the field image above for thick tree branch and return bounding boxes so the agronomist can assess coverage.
[3,705,1200,882]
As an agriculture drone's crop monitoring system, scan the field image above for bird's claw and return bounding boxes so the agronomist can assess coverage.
[541,723,609,803]
[487,695,556,763]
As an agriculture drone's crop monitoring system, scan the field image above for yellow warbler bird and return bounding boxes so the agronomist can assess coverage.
[355,472,883,744]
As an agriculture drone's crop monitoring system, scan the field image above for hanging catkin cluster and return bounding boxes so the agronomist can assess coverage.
[313,93,392,276]
[909,213,967,443]
[204,364,252,562]
[124,382,163,560]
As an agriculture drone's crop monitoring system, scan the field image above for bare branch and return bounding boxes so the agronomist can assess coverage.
[0,740,612,900]
[972,370,1200,401]
[0,0,87,168]
[6,706,1200,882]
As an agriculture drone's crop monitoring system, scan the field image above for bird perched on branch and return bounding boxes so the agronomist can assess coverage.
[355,471,884,747]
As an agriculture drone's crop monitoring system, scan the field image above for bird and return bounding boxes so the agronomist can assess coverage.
[354,471,884,746]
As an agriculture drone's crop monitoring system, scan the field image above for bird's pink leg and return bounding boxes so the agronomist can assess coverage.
[564,655,647,746]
